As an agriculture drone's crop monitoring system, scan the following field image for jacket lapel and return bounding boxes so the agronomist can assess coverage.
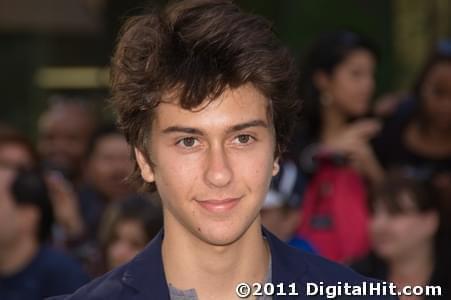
[121,229,170,299]
[264,227,309,299]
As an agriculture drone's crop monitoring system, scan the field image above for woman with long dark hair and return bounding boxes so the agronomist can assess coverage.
[292,30,384,184]
[373,43,451,203]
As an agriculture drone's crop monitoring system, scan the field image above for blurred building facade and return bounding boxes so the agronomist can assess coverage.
[0,0,450,134]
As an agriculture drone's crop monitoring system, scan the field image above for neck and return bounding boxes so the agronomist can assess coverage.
[162,216,269,299]
[0,236,38,276]
[320,105,348,142]
[387,242,435,286]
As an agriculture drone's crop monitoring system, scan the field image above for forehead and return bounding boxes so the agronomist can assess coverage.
[153,84,271,129]
[0,143,34,168]
[93,134,129,153]
[340,49,375,67]
[40,106,93,132]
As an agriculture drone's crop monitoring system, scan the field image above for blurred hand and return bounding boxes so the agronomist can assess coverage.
[323,119,384,183]
[323,119,380,152]
[373,91,406,118]
[45,171,85,239]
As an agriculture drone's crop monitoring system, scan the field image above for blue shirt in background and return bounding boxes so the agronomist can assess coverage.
[0,245,89,300]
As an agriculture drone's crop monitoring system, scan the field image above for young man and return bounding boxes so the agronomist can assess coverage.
[50,1,397,299]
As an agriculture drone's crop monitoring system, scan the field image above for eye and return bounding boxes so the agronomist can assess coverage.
[176,137,199,148]
[233,134,255,145]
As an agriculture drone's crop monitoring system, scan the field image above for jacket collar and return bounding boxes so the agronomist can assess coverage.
[121,227,308,299]
[121,229,169,298]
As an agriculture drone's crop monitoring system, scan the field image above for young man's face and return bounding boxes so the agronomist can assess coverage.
[136,84,279,246]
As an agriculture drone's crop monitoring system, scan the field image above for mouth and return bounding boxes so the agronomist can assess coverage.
[195,196,242,213]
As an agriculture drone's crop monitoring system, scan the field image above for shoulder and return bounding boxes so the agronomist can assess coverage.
[39,247,86,277]
[47,229,169,300]
[46,264,130,300]
[32,247,89,297]
[39,246,81,268]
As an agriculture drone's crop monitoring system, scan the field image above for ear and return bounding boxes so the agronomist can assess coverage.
[313,70,331,92]
[272,157,280,176]
[134,148,155,183]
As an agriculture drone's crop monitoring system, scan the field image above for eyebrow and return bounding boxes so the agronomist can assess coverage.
[161,119,269,136]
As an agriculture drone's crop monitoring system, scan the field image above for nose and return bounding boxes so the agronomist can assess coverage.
[204,144,233,188]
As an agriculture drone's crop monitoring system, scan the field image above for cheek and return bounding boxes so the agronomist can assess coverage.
[230,146,275,188]
[425,96,451,119]
[385,217,419,236]
[423,95,442,114]
[157,151,198,179]
[331,75,370,114]
[370,216,405,247]
[151,150,201,214]
[67,140,85,156]
[0,207,16,230]
[372,216,429,247]
[90,161,109,180]
[404,216,436,241]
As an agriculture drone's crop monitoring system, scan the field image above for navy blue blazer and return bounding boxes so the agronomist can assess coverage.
[49,228,397,299]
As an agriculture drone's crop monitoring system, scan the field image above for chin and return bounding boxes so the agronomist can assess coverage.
[374,245,399,260]
[194,221,251,247]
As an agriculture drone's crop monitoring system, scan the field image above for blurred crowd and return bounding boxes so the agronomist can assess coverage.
[0,30,450,299]
[261,32,451,299]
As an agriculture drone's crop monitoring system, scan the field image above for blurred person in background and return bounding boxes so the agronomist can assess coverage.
[98,194,163,273]
[36,95,99,250]
[261,160,316,253]
[0,126,85,244]
[293,30,383,185]
[352,172,451,299]
[78,123,135,240]
[37,95,97,185]
[56,124,135,275]
[373,42,451,207]
[293,31,381,262]
[0,166,88,300]
[0,127,38,169]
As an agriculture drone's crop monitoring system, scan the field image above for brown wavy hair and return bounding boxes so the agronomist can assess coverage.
[111,0,300,191]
